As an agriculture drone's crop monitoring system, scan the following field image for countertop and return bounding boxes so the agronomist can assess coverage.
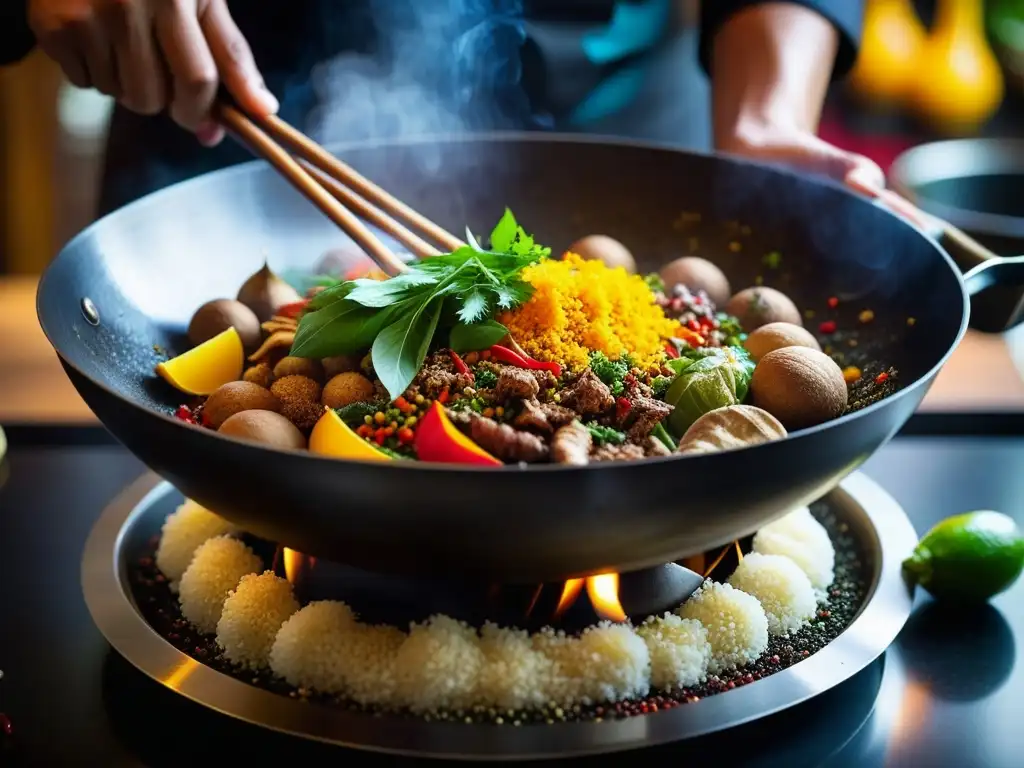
[5,275,1024,425]
[0,430,1022,766]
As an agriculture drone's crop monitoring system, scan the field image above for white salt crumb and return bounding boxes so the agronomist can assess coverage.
[339,623,405,707]
[216,572,299,669]
[269,601,357,694]
[178,535,261,634]
[476,623,554,711]
[392,615,485,713]
[574,622,650,704]
[155,499,236,586]
[636,613,711,690]
[678,581,768,674]
[753,507,836,594]
[728,553,817,636]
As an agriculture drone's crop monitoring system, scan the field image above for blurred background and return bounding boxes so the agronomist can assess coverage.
[2,0,1024,421]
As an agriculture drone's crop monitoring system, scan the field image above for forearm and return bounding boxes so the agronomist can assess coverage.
[0,1,36,66]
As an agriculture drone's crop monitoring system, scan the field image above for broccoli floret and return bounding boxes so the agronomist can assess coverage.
[589,351,634,396]
[474,367,498,389]
[334,400,385,428]
[651,375,673,397]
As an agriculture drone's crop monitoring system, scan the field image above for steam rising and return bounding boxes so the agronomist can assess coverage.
[307,0,531,162]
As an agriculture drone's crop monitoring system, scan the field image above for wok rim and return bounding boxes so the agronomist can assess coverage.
[37,131,971,474]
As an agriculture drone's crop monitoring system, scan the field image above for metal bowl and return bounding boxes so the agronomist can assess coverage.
[82,471,917,760]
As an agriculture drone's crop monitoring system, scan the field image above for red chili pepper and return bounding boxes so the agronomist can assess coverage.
[819,320,837,334]
[687,318,702,333]
[277,299,310,318]
[615,396,632,421]
[438,387,450,405]
[174,405,197,424]
[827,297,839,309]
[875,372,889,384]
[664,343,680,359]
[676,328,706,347]
[449,349,471,376]
[488,345,562,378]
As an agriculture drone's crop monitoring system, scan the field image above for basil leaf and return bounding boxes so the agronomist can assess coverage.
[489,208,518,252]
[292,298,403,358]
[346,272,436,308]
[449,319,508,353]
[371,297,444,400]
[456,289,488,323]
[306,282,353,311]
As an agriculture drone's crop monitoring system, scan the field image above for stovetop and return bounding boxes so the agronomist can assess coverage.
[0,428,1022,767]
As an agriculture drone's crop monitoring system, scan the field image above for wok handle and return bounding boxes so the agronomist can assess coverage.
[845,175,1024,331]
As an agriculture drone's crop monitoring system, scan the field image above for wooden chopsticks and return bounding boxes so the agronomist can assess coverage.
[213,101,465,275]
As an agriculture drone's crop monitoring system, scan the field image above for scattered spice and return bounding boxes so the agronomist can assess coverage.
[827,296,839,309]
[804,309,816,320]
[842,366,862,384]
[858,310,875,324]
[819,320,837,334]
[875,372,889,384]
[907,317,916,326]
[762,251,782,269]
[729,241,742,253]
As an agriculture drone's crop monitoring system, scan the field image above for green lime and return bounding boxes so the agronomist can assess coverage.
[903,511,1024,603]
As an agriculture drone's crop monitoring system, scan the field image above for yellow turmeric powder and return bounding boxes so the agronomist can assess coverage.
[499,253,680,370]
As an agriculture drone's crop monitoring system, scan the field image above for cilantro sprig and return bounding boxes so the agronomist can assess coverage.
[291,209,549,400]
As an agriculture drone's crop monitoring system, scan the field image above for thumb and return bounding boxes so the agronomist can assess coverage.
[200,0,278,118]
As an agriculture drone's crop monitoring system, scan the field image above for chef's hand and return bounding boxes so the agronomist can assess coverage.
[27,0,278,145]
[710,2,885,191]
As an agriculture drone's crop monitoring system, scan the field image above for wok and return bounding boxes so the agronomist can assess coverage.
[36,134,1024,583]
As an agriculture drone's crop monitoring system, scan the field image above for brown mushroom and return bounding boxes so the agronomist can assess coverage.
[677,404,787,455]
[236,263,302,323]
[744,322,821,362]
[218,409,307,450]
[188,299,261,351]
[659,257,731,308]
[726,287,802,331]
[751,346,847,430]
[203,381,282,429]
[322,372,377,409]
[567,234,637,273]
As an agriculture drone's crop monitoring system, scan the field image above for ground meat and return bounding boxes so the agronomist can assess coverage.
[531,370,559,391]
[414,353,472,397]
[560,369,614,417]
[513,399,577,434]
[645,436,673,457]
[591,443,646,462]
[626,396,673,441]
[469,415,549,463]
[551,422,592,466]
[495,367,540,401]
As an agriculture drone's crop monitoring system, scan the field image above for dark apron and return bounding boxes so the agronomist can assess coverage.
[99,0,706,215]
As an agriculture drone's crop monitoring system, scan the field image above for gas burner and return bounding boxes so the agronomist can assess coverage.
[83,473,916,760]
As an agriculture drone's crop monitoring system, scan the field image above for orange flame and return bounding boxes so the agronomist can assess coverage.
[586,573,627,622]
[554,578,584,619]
[282,547,315,585]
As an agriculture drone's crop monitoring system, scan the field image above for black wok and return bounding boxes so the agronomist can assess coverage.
[36,134,1024,583]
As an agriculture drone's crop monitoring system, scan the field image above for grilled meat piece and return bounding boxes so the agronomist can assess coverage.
[560,369,614,417]
[551,422,592,466]
[591,442,646,462]
[469,414,549,463]
[495,366,540,401]
[626,396,673,441]
[514,398,577,434]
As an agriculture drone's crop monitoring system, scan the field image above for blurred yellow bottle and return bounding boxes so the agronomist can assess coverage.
[848,0,927,107]
[908,0,1005,135]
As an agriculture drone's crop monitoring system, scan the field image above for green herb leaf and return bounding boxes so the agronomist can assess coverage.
[489,208,518,252]
[292,297,405,358]
[346,272,437,308]
[371,298,444,400]
[589,351,635,396]
[474,367,498,389]
[586,421,626,446]
[450,319,508,353]
[644,273,665,293]
[456,289,489,323]
[306,282,353,311]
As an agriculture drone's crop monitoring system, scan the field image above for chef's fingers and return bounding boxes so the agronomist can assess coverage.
[200,0,278,117]
[104,0,166,115]
[27,6,92,88]
[73,17,119,96]
[155,2,218,132]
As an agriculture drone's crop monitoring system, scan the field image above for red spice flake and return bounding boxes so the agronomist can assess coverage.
[818,320,837,334]
[687,318,702,333]
[174,405,197,424]
[437,388,450,405]
[875,372,889,384]
[615,397,632,421]
[827,296,839,309]
[664,343,679,359]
